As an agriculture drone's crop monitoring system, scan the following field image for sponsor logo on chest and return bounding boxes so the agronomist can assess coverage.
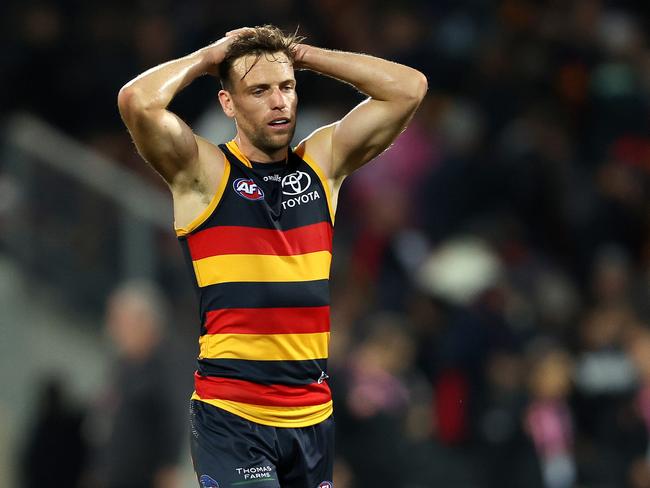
[233,170,322,211]
[282,190,321,210]
[282,170,311,195]
[281,170,320,210]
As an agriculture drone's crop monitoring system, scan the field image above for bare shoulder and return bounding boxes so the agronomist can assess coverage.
[171,136,227,231]
[172,136,225,196]
[295,123,336,179]
[196,135,226,182]
[295,124,347,218]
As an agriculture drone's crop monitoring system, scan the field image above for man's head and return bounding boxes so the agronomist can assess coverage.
[218,25,303,158]
[105,279,169,360]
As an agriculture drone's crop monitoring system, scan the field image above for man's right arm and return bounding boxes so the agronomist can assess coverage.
[117,36,234,189]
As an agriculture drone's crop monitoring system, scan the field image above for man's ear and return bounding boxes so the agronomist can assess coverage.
[218,89,235,118]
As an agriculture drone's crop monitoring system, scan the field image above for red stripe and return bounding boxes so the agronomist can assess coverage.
[204,306,330,335]
[194,374,331,407]
[187,222,333,260]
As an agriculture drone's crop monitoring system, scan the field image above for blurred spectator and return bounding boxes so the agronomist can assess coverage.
[334,312,431,487]
[524,345,576,488]
[86,280,188,488]
[475,350,530,488]
[625,327,650,482]
[20,376,88,488]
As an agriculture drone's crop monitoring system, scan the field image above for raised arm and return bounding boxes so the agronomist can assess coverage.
[117,35,237,188]
[296,46,428,179]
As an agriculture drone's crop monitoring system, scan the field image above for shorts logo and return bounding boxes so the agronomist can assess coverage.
[199,474,219,488]
[235,465,275,483]
[282,171,311,195]
[234,178,264,200]
[318,482,333,488]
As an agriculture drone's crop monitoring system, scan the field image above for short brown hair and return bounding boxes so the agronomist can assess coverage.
[218,25,303,90]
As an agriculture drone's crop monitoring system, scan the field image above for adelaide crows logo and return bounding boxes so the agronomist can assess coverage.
[233,178,264,201]
[199,475,219,487]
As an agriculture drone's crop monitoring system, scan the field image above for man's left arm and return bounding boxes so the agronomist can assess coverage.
[296,46,428,179]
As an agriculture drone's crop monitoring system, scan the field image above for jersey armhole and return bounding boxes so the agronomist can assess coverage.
[175,155,231,237]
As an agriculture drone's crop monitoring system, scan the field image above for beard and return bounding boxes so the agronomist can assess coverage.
[240,118,297,155]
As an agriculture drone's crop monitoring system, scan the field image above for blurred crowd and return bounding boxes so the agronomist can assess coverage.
[5,0,650,487]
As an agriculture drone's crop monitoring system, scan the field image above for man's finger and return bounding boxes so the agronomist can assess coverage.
[225,27,254,37]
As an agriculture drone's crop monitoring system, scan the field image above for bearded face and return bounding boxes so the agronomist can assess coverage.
[219,52,298,159]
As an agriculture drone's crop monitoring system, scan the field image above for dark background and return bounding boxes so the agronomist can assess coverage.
[2,1,650,487]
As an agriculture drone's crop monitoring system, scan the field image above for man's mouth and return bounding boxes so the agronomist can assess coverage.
[268,118,291,129]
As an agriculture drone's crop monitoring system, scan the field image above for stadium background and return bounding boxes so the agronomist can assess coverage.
[1,0,650,486]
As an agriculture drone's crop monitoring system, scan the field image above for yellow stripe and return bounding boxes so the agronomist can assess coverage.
[225,140,253,168]
[199,332,329,361]
[192,250,332,287]
[175,157,231,236]
[192,392,333,428]
[295,149,336,224]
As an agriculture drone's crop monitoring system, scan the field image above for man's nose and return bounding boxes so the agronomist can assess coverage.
[270,87,286,110]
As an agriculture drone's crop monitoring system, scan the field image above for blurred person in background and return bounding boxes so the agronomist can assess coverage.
[572,292,640,484]
[475,349,529,488]
[117,23,426,488]
[20,376,88,488]
[334,313,423,487]
[88,280,187,488]
[624,326,650,488]
[524,345,576,488]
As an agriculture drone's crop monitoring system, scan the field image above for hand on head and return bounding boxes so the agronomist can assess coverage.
[225,27,255,38]
[200,28,255,76]
[291,43,310,70]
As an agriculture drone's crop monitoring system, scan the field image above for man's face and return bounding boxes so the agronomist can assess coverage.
[220,51,298,155]
[105,294,155,358]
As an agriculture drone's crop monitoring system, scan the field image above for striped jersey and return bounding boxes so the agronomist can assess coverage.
[176,140,335,428]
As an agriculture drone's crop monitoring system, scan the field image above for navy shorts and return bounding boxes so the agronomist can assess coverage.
[189,400,334,488]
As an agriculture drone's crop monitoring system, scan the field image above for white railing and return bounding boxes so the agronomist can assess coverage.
[1,113,176,312]
[4,112,171,227]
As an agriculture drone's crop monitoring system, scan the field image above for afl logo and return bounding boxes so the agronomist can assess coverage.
[317,482,333,488]
[233,178,264,200]
[282,171,311,196]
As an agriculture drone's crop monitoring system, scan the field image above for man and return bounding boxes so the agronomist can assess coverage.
[98,280,186,488]
[118,24,426,488]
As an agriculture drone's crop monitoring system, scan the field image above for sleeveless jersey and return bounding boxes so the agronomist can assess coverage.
[176,140,335,428]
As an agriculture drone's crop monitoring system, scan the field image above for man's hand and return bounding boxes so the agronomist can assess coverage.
[197,38,232,76]
[198,29,249,77]
[225,27,256,38]
[292,43,312,70]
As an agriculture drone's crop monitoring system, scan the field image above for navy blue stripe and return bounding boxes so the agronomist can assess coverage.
[178,238,199,288]
[198,358,328,386]
[200,279,330,310]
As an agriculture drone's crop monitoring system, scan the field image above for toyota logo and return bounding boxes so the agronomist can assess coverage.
[282,171,311,195]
